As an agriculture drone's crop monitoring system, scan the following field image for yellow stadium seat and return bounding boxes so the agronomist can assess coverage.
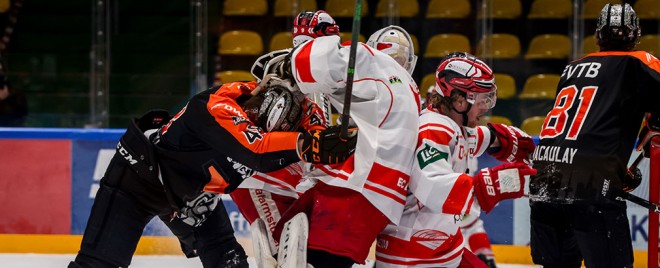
[476,34,520,59]
[218,30,264,55]
[269,32,293,51]
[339,32,366,44]
[480,115,513,126]
[424,34,471,58]
[376,0,419,17]
[426,0,470,18]
[528,0,571,19]
[420,73,436,97]
[637,35,660,57]
[583,0,622,19]
[525,34,571,59]
[410,34,419,55]
[0,0,9,13]
[520,116,546,136]
[274,0,318,17]
[582,35,599,56]
[495,73,516,99]
[519,74,560,99]
[223,0,268,16]
[324,0,368,17]
[635,0,660,19]
[216,70,256,83]
[478,0,522,19]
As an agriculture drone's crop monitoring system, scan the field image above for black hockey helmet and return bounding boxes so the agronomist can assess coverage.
[596,3,641,51]
[244,84,304,132]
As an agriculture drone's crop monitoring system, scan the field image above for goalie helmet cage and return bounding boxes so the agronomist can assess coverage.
[651,136,660,267]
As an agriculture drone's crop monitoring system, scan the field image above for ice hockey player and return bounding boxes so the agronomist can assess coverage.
[261,31,421,268]
[528,3,660,267]
[375,52,537,267]
[68,78,357,268]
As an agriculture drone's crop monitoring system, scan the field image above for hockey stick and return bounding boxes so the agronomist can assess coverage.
[616,191,660,214]
[340,0,363,140]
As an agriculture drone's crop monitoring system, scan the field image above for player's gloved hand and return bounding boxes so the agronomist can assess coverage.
[472,163,537,213]
[637,112,660,157]
[487,123,536,164]
[299,126,357,164]
[622,167,642,192]
[174,192,219,227]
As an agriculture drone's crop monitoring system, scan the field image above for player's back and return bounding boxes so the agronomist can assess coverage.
[530,51,660,202]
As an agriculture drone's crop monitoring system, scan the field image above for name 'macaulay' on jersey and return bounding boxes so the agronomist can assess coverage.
[290,35,421,224]
[530,51,660,203]
[376,109,492,268]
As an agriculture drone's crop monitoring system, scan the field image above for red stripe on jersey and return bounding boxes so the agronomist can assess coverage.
[409,84,421,112]
[366,162,409,197]
[252,173,296,191]
[420,123,455,135]
[377,234,465,265]
[316,155,355,181]
[442,174,473,215]
[364,182,406,205]
[362,43,375,56]
[295,40,316,83]
[475,127,485,155]
[418,128,453,147]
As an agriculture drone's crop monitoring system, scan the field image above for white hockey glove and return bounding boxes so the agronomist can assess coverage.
[174,192,219,227]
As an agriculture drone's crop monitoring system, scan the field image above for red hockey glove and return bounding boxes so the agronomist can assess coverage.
[300,98,327,131]
[637,113,660,157]
[472,163,537,213]
[487,123,536,164]
[300,126,357,164]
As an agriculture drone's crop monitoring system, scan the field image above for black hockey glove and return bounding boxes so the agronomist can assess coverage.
[174,192,219,227]
[622,167,642,192]
[300,126,357,164]
[637,112,660,157]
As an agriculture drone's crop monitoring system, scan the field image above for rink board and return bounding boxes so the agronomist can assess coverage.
[0,128,655,266]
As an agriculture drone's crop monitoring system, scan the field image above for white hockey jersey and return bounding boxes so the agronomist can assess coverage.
[376,108,492,268]
[237,162,305,198]
[291,35,421,224]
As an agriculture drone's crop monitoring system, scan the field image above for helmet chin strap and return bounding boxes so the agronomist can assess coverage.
[452,103,472,127]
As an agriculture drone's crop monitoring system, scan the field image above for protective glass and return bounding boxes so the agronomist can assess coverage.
[467,89,497,110]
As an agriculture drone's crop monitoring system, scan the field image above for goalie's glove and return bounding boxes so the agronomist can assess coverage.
[622,167,642,192]
[637,112,660,157]
[300,125,357,164]
[174,192,219,227]
[487,123,536,164]
[473,163,537,213]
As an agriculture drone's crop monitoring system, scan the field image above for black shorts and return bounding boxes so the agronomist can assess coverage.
[529,200,633,268]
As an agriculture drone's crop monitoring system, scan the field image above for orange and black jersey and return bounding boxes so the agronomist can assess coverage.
[530,51,660,202]
[153,82,301,204]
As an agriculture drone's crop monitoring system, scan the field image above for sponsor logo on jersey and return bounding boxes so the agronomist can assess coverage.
[417,143,448,169]
[411,229,452,250]
[388,76,402,85]
[227,157,255,179]
[232,116,250,125]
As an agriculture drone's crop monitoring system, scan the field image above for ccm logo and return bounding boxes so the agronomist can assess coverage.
[116,142,138,165]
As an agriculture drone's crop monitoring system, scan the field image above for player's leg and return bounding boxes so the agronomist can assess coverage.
[305,182,390,268]
[529,201,582,268]
[571,201,633,268]
[163,200,248,268]
[460,215,496,268]
[69,182,155,268]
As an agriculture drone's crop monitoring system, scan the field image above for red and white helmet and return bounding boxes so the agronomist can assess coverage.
[292,10,340,47]
[366,25,418,74]
[435,52,497,109]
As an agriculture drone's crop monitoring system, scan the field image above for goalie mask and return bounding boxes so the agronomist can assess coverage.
[435,52,496,110]
[244,84,304,132]
[292,10,340,47]
[596,3,640,51]
[366,25,418,74]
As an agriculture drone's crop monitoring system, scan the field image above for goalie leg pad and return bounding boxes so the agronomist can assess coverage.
[251,218,278,268]
[277,213,309,268]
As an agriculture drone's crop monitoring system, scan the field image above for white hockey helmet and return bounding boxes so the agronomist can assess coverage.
[366,25,418,74]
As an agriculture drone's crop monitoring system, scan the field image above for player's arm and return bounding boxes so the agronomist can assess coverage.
[634,53,660,112]
[410,121,474,215]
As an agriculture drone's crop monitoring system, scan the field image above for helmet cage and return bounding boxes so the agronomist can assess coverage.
[366,25,418,74]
